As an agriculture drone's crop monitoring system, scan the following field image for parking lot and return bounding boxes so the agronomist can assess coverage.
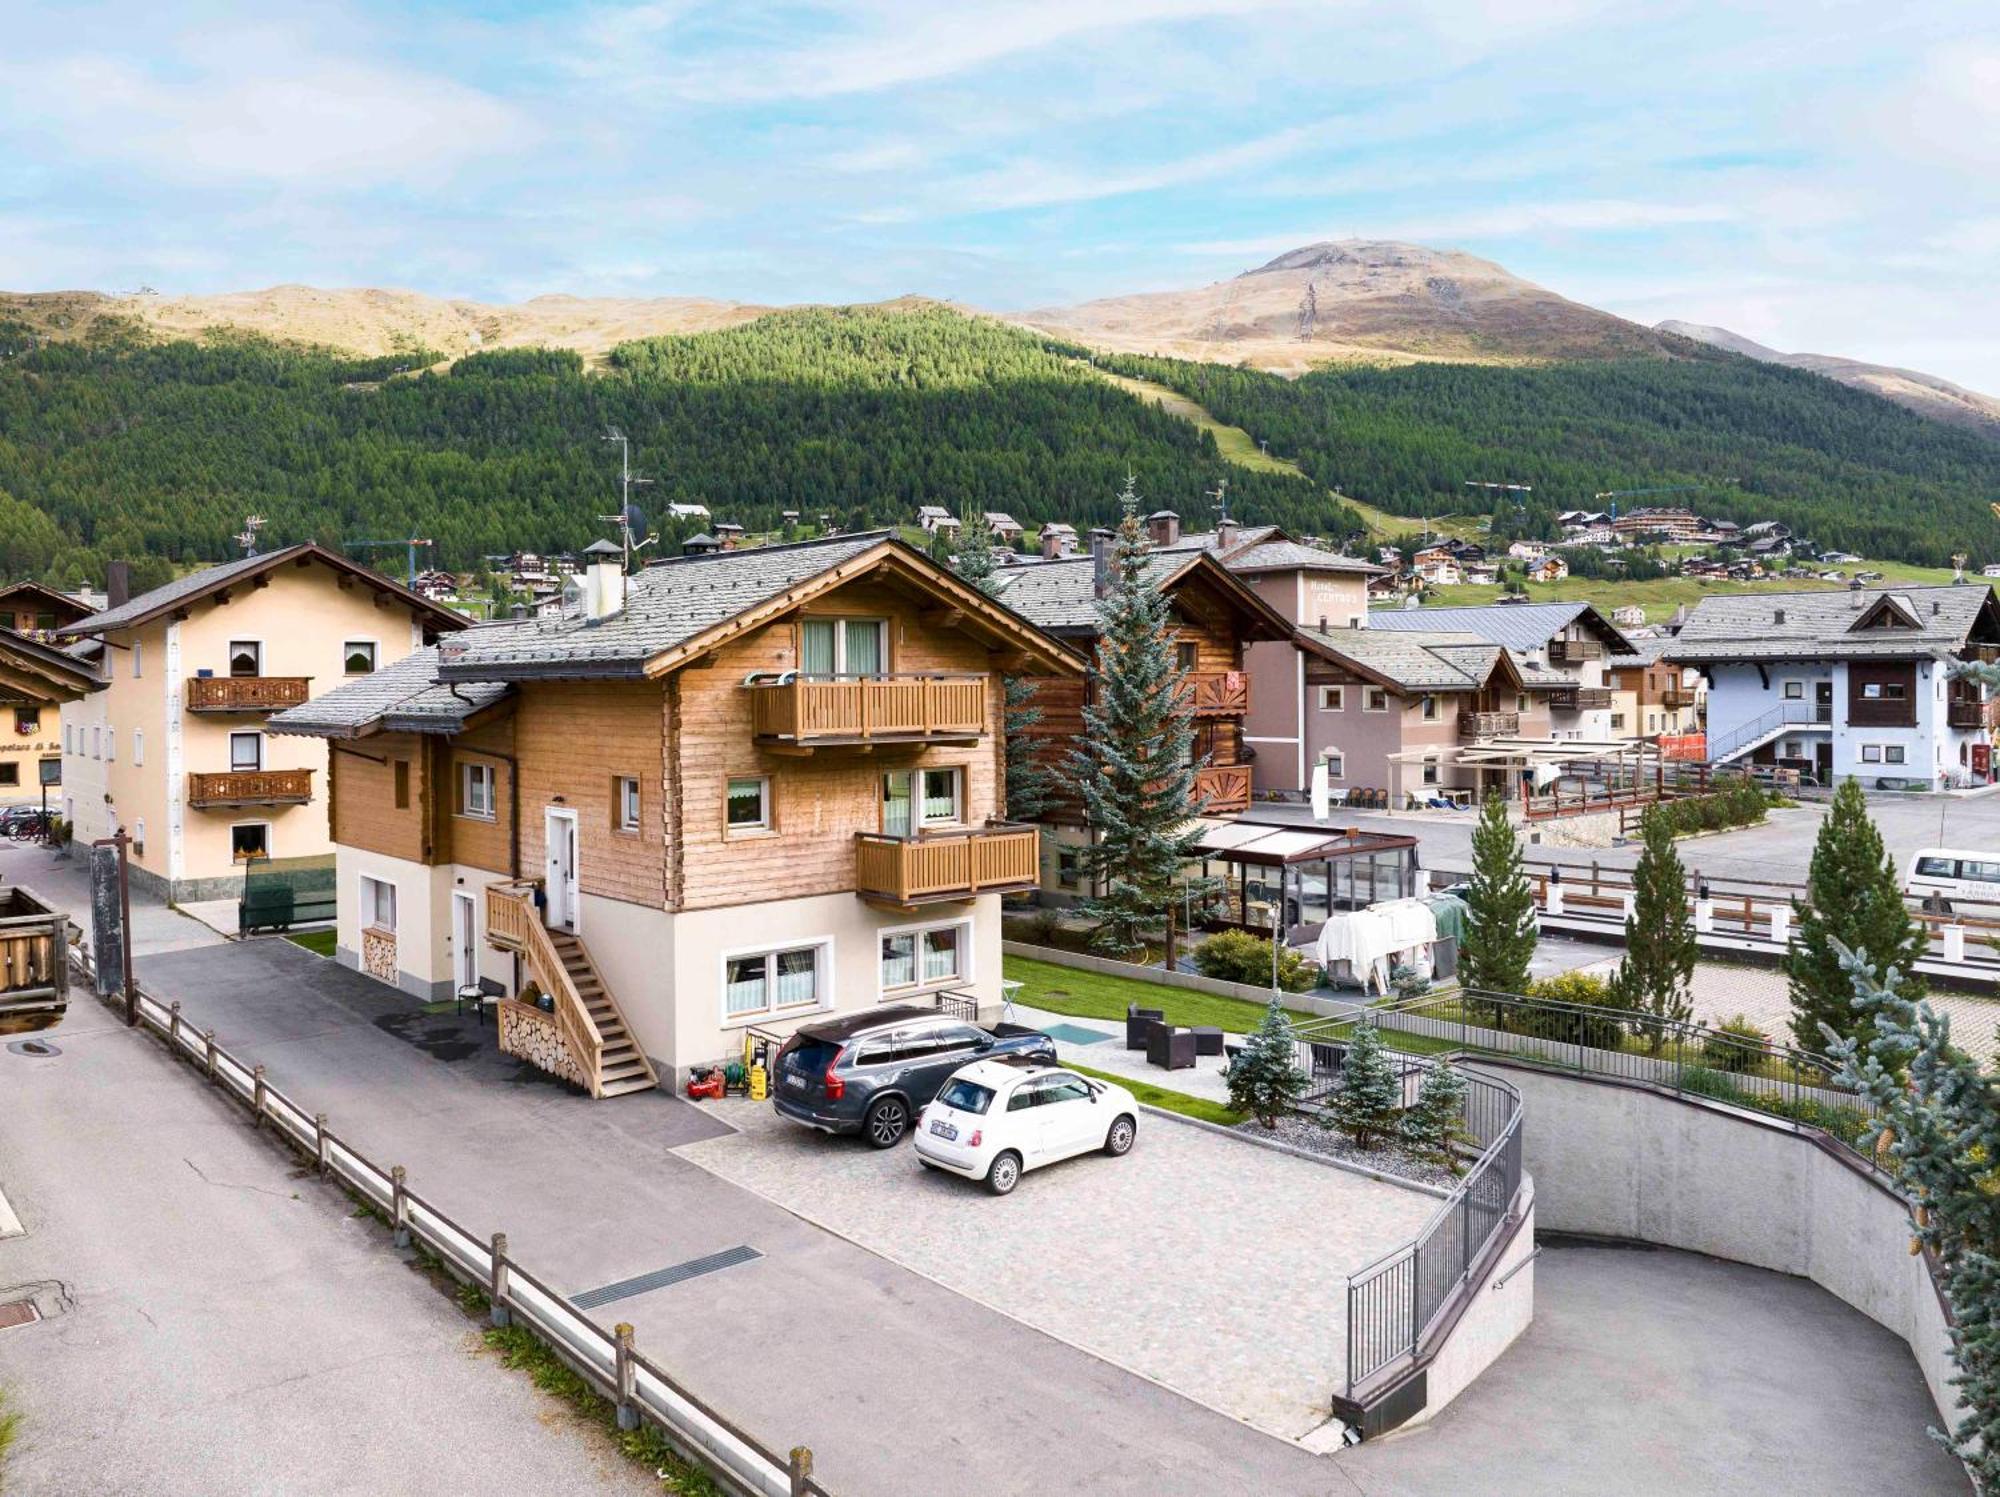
[675,1097,1438,1440]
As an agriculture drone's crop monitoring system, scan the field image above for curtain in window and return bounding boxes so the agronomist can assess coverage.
[843,621,883,676]
[880,933,916,988]
[921,927,959,982]
[724,955,768,1015]
[800,619,836,676]
[921,769,957,823]
[882,772,913,838]
[775,948,818,1006]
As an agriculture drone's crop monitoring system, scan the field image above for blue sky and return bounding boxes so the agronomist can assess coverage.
[4,1,1997,389]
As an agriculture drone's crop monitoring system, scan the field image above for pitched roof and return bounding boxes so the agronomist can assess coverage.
[1297,626,1565,693]
[991,547,1293,641]
[60,542,470,637]
[1220,539,1386,577]
[0,625,105,698]
[0,580,93,621]
[267,641,518,738]
[1664,584,2000,663]
[1367,600,1637,655]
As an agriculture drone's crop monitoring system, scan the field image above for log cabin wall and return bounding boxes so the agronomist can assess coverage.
[515,680,669,907]
[436,713,516,875]
[330,733,428,862]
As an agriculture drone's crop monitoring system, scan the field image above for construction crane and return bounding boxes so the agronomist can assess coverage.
[1591,484,1706,506]
[346,537,434,589]
[1464,481,1532,508]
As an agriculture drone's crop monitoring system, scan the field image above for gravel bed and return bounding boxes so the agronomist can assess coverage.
[1237,1112,1463,1190]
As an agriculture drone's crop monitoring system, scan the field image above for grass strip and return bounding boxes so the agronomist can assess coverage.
[283,929,337,957]
[1062,1061,1245,1126]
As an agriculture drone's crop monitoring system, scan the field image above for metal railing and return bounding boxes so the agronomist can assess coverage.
[79,952,830,1497]
[1706,699,1819,763]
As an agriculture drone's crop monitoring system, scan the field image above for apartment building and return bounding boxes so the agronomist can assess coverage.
[59,544,467,900]
[269,532,1081,1095]
[1606,640,1703,739]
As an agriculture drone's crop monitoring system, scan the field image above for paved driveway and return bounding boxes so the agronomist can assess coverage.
[677,1099,1435,1440]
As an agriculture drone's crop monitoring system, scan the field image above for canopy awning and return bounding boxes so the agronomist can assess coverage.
[1190,820,1418,867]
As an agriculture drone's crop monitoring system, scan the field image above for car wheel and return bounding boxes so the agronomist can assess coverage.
[863,1096,909,1149]
[986,1151,1022,1196]
[1103,1114,1137,1157]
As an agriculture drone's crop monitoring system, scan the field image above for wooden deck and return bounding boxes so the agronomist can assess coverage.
[186,768,314,808]
[750,674,987,746]
[854,826,1040,906]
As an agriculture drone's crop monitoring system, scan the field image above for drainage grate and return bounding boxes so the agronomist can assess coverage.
[6,1039,60,1058]
[0,1300,40,1332]
[570,1246,762,1309]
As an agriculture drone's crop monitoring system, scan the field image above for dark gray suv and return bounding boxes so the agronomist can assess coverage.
[771,1006,1057,1148]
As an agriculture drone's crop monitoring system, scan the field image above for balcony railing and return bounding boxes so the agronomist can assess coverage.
[1547,638,1603,664]
[854,824,1040,906]
[1184,671,1249,717]
[1548,686,1614,711]
[186,675,312,713]
[1659,687,1699,709]
[1458,711,1521,741]
[1192,763,1253,814]
[749,673,986,745]
[1948,698,2000,730]
[186,768,315,808]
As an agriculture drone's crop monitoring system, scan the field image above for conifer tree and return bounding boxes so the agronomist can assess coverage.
[951,506,999,592]
[1227,996,1308,1129]
[1616,804,1697,1050]
[1399,1061,1468,1169]
[1068,479,1211,961]
[1786,777,1926,1052]
[948,510,1053,824]
[1331,1020,1401,1149]
[1460,791,1537,1014]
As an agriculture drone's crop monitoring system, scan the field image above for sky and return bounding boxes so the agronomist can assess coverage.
[3,0,1997,390]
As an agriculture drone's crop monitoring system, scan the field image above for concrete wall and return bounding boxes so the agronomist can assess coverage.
[1414,1188,1537,1427]
[1473,1059,1963,1435]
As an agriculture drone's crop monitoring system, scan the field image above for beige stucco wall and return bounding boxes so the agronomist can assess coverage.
[0,700,64,806]
[331,845,514,1000]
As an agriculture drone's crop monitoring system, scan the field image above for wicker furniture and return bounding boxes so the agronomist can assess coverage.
[1145,1024,1197,1071]
[1190,1026,1225,1057]
[1125,1005,1166,1050]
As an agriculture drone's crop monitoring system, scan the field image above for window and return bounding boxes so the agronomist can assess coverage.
[13,708,37,735]
[33,611,54,633]
[881,919,969,992]
[1861,744,1883,763]
[359,873,396,930]
[343,640,377,675]
[723,944,824,1018]
[1056,847,1081,890]
[1322,749,1345,779]
[937,1078,995,1115]
[105,728,115,762]
[228,640,262,677]
[881,767,960,835]
[132,729,143,767]
[1176,641,1199,673]
[1783,680,1804,700]
[132,817,144,857]
[616,776,641,832]
[459,761,496,820]
[393,760,410,810]
[1421,758,1440,786]
[1916,855,1956,878]
[1363,687,1389,713]
[1420,694,1438,720]
[91,726,100,759]
[1317,685,1345,711]
[1885,745,1907,765]
[231,823,270,862]
[1862,682,1907,700]
[1611,713,1626,731]
[229,732,262,772]
[726,776,771,832]
[0,764,18,787]
[799,616,887,676]
[132,642,142,678]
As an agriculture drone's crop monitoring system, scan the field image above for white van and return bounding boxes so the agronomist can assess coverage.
[1906,849,2000,907]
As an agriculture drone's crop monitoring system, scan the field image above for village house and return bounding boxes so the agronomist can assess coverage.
[58,544,468,901]
[1524,556,1569,583]
[0,580,94,642]
[0,627,99,808]
[982,512,1025,544]
[268,532,1081,1096]
[1612,507,1704,544]
[914,505,960,534]
[1036,522,1079,559]
[1666,584,2000,787]
[1606,639,1704,740]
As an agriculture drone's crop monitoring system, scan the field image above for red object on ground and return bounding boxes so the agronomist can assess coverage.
[685,1068,725,1101]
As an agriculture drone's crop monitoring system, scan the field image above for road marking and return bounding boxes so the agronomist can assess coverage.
[569,1245,762,1309]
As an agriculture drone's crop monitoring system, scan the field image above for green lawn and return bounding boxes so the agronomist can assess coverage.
[1003,953,1314,1032]
[1061,1061,1245,1126]
[284,928,337,957]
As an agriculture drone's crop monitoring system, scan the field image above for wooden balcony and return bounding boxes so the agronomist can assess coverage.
[1458,711,1521,741]
[1184,671,1249,718]
[1659,686,1699,709]
[186,675,312,713]
[854,825,1040,907]
[1549,686,1615,711]
[750,674,987,748]
[1192,763,1253,814]
[1547,638,1603,664]
[1949,698,2000,730]
[186,768,314,808]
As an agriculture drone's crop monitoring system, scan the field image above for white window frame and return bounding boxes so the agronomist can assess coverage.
[726,775,772,834]
[132,641,143,678]
[1363,686,1389,713]
[877,916,973,999]
[1421,757,1441,786]
[227,639,264,678]
[719,937,832,1025]
[358,873,397,932]
[616,775,641,833]
[1322,748,1345,780]
[230,821,271,863]
[105,727,115,762]
[229,731,263,772]
[133,728,144,767]
[459,761,497,821]
[917,766,962,828]
[1317,685,1345,712]
[342,639,379,676]
[133,817,145,857]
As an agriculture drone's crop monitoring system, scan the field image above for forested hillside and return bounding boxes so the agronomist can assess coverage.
[0,306,1347,583]
[1100,351,2000,566]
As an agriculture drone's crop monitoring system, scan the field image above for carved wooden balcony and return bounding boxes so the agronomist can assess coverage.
[1184,671,1250,717]
[1192,764,1253,814]
[1458,711,1521,741]
[186,768,314,808]
[186,676,311,713]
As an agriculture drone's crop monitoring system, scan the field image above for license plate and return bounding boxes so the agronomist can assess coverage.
[784,1074,806,1090]
[929,1120,958,1141]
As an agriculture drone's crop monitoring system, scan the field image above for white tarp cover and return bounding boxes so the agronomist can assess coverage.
[1316,899,1439,995]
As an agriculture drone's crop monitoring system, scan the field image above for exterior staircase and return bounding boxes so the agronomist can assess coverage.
[547,931,659,1098]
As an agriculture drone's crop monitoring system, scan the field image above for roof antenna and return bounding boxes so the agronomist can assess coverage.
[234,514,266,558]
[601,428,658,572]
[1208,477,1231,529]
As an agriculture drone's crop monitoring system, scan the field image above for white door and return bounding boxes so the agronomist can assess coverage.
[544,809,579,933]
[1038,1075,1103,1160]
[454,891,478,991]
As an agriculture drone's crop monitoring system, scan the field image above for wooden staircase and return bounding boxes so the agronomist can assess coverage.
[546,931,658,1098]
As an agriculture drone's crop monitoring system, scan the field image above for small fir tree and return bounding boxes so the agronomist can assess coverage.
[1068,478,1213,961]
[1001,675,1055,824]
[950,506,999,593]
[1226,996,1309,1129]
[1615,804,1698,1050]
[1460,791,1537,1016]
[1786,777,1926,1052]
[1330,1020,1401,1149]
[1399,1061,1468,1169]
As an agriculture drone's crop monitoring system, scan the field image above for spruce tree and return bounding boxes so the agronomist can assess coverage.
[1460,790,1537,1016]
[1331,1020,1401,1149]
[1616,804,1697,1051]
[948,512,1054,825]
[951,506,999,592]
[1068,479,1211,961]
[1400,1061,1468,1169]
[1226,996,1309,1129]
[1786,777,1926,1052]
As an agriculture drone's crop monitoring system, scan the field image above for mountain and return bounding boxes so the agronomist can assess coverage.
[1017,240,1675,371]
[1656,320,2000,435]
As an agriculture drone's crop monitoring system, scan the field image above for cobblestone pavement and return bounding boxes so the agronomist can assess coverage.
[675,1098,1436,1440]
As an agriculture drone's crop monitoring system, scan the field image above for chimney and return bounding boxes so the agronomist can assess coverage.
[1850,579,1864,609]
[510,602,528,620]
[1040,528,1067,561]
[1146,510,1180,548]
[1217,517,1239,553]
[1090,527,1116,598]
[580,538,625,621]
[107,561,130,611]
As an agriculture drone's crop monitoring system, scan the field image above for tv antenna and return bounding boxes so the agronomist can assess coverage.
[600,427,659,571]
[235,514,267,557]
[1207,478,1232,529]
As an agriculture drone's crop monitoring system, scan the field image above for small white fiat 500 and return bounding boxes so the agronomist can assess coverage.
[914,1058,1139,1195]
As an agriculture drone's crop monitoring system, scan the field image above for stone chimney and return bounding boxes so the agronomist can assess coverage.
[581,539,625,621]
[1217,517,1239,553]
[1090,527,1116,598]
[1040,528,1068,561]
[107,561,130,611]
[1147,510,1181,548]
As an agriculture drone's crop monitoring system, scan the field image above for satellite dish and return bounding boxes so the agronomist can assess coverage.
[559,576,584,614]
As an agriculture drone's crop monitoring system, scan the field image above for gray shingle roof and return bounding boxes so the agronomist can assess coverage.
[267,638,523,738]
[1664,584,1998,663]
[1221,539,1385,576]
[988,551,1189,633]
[66,548,290,635]
[1300,627,1560,693]
[1367,600,1636,655]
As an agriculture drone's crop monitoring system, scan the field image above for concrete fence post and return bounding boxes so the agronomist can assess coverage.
[1694,900,1714,934]
[314,1113,330,1177]
[789,1448,814,1497]
[1545,883,1564,917]
[391,1166,410,1248]
[168,1000,182,1045]
[490,1232,511,1327]
[1621,893,1635,921]
[613,1323,639,1431]
[202,1030,218,1083]
[1943,925,1966,964]
[1769,905,1791,946]
[252,1065,267,1127]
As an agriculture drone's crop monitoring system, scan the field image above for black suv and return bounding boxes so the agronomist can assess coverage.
[771,1007,1057,1148]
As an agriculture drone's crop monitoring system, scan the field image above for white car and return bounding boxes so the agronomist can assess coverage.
[914,1059,1138,1195]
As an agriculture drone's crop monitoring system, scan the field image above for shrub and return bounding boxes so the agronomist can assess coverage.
[1329,1021,1401,1149]
[1702,1013,1770,1073]
[1400,1061,1469,1168]
[1226,996,1309,1128]
[1524,971,1634,1050]
[1193,929,1318,992]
